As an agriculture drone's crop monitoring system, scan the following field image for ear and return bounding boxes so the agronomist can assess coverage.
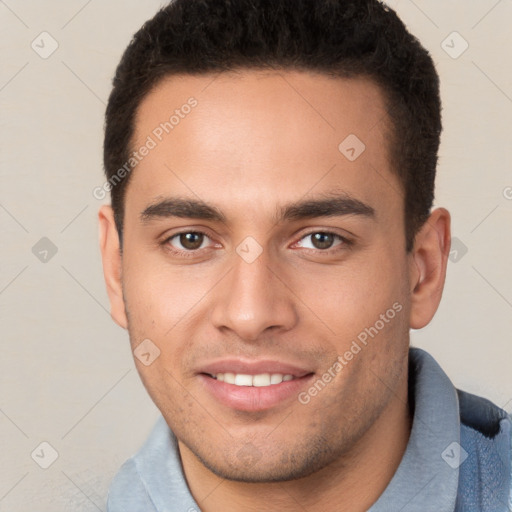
[408,207,451,329]
[98,205,128,329]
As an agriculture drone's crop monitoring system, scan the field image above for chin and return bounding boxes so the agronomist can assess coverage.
[186,441,336,483]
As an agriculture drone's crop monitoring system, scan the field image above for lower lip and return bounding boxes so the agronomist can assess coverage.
[199,374,314,412]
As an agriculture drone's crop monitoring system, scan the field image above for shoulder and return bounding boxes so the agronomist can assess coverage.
[455,389,512,511]
[106,415,200,512]
[457,388,510,439]
[106,457,157,512]
[106,416,171,512]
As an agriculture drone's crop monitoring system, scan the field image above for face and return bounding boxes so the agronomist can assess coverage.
[101,70,440,482]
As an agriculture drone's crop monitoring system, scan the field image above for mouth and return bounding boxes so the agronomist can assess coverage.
[197,360,315,411]
[208,372,296,387]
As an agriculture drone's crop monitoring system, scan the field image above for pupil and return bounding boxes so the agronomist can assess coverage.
[312,232,333,249]
[181,232,203,250]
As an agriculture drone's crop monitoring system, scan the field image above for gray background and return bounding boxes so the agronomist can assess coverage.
[1,1,511,510]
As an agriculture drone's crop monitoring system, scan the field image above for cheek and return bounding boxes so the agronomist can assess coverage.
[122,253,212,330]
[290,248,407,342]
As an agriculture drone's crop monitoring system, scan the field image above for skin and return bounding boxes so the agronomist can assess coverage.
[99,70,450,511]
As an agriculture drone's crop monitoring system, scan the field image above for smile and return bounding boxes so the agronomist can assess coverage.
[210,372,296,387]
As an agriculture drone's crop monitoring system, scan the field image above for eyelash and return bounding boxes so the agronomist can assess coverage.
[161,229,353,258]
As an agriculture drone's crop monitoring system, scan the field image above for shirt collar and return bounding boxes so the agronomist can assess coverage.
[369,347,460,512]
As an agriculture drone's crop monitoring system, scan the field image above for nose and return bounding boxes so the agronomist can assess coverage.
[209,247,298,342]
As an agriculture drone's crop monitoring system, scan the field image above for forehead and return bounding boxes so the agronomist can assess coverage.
[127,70,400,223]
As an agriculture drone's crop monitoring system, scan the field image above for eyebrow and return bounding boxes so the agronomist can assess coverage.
[141,198,226,223]
[279,194,375,222]
[140,193,375,225]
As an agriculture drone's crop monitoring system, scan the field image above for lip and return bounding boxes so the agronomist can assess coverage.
[198,358,313,378]
[197,358,315,412]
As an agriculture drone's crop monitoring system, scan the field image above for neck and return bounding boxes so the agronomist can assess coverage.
[179,375,412,512]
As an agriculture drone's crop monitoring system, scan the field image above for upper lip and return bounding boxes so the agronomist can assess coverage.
[198,359,314,378]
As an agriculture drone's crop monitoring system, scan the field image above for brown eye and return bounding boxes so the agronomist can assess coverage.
[169,232,209,251]
[296,232,343,250]
[310,232,336,249]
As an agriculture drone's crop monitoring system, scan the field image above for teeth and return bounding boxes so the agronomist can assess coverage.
[270,373,283,385]
[253,374,271,387]
[235,374,253,386]
[213,373,295,387]
[224,372,235,384]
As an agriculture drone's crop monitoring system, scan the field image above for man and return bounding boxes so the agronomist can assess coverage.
[98,0,512,510]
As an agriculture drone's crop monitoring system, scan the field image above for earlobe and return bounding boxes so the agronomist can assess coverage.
[408,208,451,330]
[98,205,128,329]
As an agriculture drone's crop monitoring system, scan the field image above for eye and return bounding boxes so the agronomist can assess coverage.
[167,231,212,252]
[295,231,348,251]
